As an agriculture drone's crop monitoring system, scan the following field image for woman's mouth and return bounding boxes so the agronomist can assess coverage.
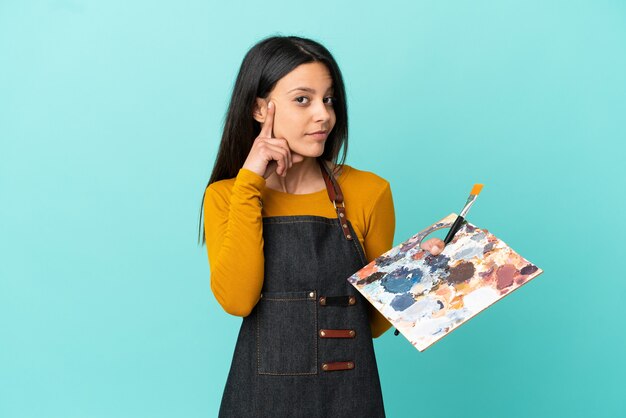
[307,130,328,140]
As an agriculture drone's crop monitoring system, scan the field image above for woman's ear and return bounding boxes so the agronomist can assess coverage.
[252,98,268,123]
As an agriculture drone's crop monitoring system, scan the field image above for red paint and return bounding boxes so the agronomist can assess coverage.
[496,264,517,289]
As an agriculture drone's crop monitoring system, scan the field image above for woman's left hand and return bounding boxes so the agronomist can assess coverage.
[420,238,445,256]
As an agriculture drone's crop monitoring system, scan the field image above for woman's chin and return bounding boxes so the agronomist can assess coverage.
[293,143,326,159]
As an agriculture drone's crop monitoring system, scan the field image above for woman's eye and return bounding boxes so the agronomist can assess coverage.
[294,96,335,105]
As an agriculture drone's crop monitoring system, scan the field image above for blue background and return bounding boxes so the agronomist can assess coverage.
[1,1,625,417]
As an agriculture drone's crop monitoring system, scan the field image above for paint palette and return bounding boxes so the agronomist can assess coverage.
[347,213,543,352]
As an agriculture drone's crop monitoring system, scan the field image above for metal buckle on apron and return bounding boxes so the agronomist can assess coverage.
[318,295,356,306]
[332,200,344,210]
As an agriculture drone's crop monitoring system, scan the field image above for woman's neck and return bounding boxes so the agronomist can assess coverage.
[265,157,327,194]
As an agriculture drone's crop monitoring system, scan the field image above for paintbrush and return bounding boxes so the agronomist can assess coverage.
[394,183,485,336]
[443,184,484,246]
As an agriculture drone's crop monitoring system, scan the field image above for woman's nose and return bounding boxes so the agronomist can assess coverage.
[312,99,332,122]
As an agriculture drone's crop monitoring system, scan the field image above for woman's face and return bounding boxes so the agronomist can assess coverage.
[254,62,336,158]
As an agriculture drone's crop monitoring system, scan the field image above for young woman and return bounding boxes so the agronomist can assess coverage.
[198,35,444,417]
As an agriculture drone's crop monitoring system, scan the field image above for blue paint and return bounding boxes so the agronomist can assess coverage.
[456,245,484,260]
[381,276,413,293]
[376,251,405,268]
[390,293,415,311]
[424,253,451,273]
[471,232,487,241]
[381,266,416,293]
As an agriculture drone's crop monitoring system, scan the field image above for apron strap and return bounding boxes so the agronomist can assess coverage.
[317,158,354,241]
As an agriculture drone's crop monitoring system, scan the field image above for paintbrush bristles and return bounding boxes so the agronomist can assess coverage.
[470,184,484,196]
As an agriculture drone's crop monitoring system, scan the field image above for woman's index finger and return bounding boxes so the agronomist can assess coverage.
[261,101,275,138]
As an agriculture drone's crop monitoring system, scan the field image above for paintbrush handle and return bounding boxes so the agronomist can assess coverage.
[444,215,466,245]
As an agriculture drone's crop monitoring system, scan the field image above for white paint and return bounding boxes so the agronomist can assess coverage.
[463,286,500,312]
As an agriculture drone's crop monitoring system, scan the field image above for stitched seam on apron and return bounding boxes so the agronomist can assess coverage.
[256,310,260,375]
[347,221,368,265]
[350,238,367,266]
[315,296,318,375]
[263,220,339,225]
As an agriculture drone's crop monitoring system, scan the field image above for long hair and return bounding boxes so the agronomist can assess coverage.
[197,35,350,246]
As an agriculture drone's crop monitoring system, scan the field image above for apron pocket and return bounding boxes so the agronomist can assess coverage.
[256,290,317,375]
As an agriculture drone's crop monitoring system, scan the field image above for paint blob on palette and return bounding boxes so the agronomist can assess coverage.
[347,213,543,352]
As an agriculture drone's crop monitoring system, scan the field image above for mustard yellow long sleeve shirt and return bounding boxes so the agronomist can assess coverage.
[203,164,395,338]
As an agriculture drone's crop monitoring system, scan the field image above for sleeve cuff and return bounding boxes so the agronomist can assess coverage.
[234,168,266,194]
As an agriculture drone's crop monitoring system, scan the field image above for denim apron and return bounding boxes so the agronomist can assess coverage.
[218,158,386,417]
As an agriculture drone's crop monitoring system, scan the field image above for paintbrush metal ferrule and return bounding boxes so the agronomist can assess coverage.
[459,195,477,218]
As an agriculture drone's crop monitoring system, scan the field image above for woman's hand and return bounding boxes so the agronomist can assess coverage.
[242,101,304,179]
[420,238,445,256]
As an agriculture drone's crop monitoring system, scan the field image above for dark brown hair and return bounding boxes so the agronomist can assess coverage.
[197,35,349,245]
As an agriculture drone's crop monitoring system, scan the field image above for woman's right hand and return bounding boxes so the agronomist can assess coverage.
[242,101,304,179]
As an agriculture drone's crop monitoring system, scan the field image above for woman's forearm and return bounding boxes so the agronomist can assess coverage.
[204,168,266,316]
